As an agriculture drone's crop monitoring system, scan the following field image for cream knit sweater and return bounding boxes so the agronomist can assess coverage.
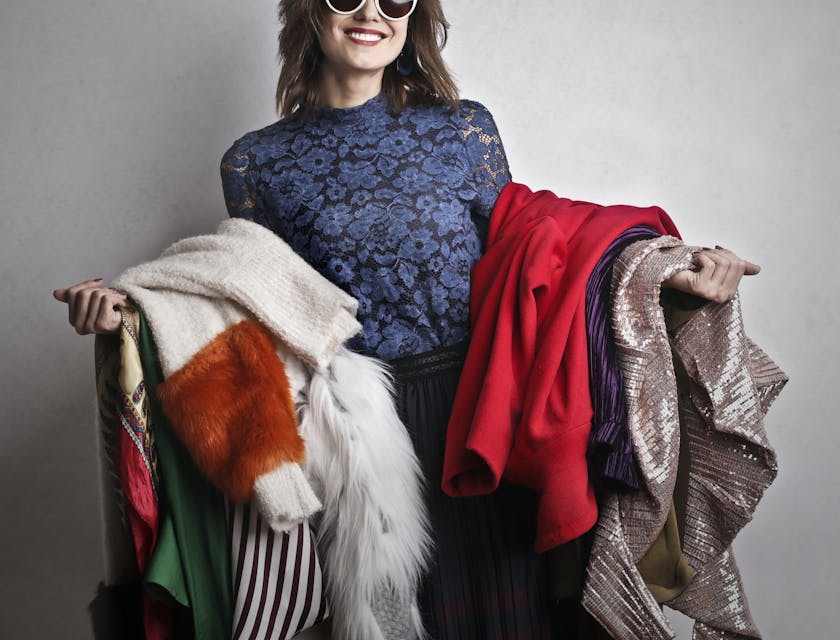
[113,217,361,375]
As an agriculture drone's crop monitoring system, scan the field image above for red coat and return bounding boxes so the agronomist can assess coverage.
[442,182,680,552]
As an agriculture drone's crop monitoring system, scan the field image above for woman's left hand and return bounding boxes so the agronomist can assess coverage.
[662,246,761,304]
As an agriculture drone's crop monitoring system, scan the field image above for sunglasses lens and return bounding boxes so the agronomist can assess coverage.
[327,0,365,12]
[326,0,416,20]
[378,0,415,19]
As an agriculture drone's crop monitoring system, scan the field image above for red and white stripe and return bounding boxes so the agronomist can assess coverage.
[229,502,328,639]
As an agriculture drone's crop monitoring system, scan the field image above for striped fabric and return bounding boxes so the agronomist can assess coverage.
[229,502,328,639]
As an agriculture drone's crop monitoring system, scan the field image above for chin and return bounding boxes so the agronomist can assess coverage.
[330,50,399,75]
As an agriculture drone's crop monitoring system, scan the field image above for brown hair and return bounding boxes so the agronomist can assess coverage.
[274,0,459,118]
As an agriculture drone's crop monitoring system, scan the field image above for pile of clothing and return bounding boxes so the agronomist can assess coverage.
[95,219,430,640]
[92,183,786,640]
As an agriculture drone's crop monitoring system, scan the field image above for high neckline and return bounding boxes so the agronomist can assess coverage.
[310,91,388,123]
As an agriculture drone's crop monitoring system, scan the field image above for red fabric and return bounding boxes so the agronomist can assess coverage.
[117,417,172,640]
[442,182,680,552]
[117,426,158,576]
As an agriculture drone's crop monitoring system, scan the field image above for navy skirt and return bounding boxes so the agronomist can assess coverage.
[389,342,553,640]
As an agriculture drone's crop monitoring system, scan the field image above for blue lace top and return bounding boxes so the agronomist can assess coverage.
[220,93,511,360]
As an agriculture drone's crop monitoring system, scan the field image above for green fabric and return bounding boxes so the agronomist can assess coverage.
[633,304,699,603]
[635,503,695,603]
[138,311,232,639]
[145,515,189,608]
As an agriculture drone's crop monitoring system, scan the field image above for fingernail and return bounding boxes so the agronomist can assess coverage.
[94,278,103,281]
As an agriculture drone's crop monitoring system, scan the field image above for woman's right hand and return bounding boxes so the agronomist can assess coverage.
[52,279,129,335]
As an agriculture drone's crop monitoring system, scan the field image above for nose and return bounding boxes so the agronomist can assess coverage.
[354,0,380,21]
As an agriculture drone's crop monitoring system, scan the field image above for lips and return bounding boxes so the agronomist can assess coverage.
[344,28,386,45]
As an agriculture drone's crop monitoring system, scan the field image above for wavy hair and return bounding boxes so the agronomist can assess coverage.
[275,0,459,118]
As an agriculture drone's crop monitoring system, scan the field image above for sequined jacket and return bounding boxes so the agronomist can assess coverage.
[582,236,787,640]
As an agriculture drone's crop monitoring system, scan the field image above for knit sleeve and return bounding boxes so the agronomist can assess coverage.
[220,138,261,221]
[460,100,512,221]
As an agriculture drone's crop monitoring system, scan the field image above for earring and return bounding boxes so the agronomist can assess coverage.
[396,39,414,77]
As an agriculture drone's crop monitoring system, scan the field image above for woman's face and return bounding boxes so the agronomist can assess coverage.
[317,0,409,78]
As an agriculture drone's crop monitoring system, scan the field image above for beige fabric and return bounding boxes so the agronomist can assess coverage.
[112,217,360,375]
[582,236,787,640]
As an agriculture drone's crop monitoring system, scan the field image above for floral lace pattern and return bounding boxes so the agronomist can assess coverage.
[221,93,511,360]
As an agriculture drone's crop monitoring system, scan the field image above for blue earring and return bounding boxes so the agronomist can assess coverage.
[396,39,414,76]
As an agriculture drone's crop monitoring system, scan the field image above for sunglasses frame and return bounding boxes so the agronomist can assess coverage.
[324,0,418,22]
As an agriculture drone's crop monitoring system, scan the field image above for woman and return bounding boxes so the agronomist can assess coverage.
[54,0,758,637]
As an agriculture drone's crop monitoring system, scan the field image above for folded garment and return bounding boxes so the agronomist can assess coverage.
[582,236,787,640]
[112,218,362,531]
[109,217,429,640]
[443,182,680,551]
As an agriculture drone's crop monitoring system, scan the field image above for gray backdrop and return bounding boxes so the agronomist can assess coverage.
[1,0,835,637]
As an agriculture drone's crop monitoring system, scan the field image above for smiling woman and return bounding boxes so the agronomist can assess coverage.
[218,3,545,629]
[318,4,408,77]
[50,1,769,639]
[274,0,457,116]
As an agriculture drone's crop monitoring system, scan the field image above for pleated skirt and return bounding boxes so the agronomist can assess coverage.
[389,342,553,640]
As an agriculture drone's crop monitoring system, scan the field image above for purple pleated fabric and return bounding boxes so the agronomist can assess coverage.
[584,226,660,492]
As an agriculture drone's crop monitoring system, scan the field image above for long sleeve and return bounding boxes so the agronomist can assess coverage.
[460,101,512,248]
[220,139,261,222]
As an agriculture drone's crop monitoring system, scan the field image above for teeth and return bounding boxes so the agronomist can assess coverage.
[347,31,383,41]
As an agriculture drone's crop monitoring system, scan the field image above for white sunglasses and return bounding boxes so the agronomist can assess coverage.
[324,0,418,21]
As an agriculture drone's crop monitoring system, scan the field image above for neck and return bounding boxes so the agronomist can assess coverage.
[317,66,384,109]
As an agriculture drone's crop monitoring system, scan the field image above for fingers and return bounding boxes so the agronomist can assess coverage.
[689,252,716,283]
[84,288,119,334]
[70,285,96,330]
[58,279,100,327]
[715,245,761,276]
[715,245,761,274]
[699,249,732,303]
[54,279,126,335]
[689,246,761,304]
[661,268,692,293]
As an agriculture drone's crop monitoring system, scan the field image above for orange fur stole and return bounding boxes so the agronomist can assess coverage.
[157,320,303,503]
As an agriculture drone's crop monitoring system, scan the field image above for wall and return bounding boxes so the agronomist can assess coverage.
[0,1,835,637]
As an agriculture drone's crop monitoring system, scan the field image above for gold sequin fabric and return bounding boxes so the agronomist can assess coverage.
[581,236,787,639]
